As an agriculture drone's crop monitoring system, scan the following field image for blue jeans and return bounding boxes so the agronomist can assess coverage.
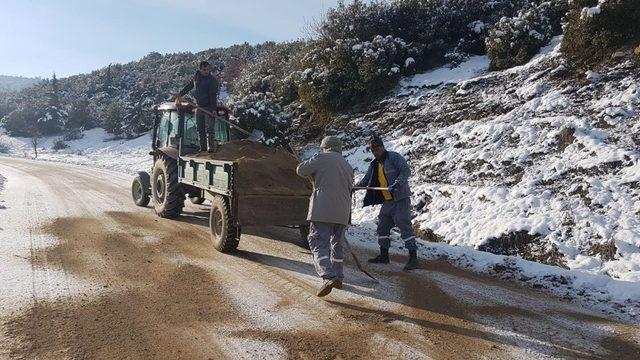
[308,222,347,280]
[376,198,417,251]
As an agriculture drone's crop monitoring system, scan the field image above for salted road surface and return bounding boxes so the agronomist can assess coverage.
[0,157,638,359]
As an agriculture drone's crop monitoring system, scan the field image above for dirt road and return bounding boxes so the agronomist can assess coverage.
[0,157,638,359]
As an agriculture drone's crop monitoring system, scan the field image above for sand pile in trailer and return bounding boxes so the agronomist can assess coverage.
[192,140,312,196]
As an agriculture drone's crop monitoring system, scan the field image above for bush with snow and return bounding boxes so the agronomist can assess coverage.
[230,92,291,146]
[316,0,566,71]
[562,0,640,65]
[52,139,69,150]
[299,36,417,113]
[229,41,305,105]
[486,3,554,70]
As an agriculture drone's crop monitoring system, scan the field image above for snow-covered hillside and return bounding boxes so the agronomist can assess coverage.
[336,36,640,319]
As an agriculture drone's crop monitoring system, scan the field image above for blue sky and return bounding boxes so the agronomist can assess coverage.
[0,0,347,78]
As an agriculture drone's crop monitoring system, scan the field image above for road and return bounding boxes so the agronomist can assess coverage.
[0,157,638,359]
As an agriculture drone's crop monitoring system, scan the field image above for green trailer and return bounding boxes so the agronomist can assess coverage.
[131,102,310,252]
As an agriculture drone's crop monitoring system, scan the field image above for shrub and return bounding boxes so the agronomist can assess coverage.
[317,0,534,71]
[229,42,305,105]
[562,0,640,65]
[298,35,416,113]
[230,92,291,146]
[486,3,554,70]
[0,142,9,154]
[53,139,69,150]
[63,128,83,141]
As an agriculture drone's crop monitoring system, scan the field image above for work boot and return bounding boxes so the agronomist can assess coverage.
[404,250,419,271]
[368,248,390,264]
[317,278,340,297]
[334,280,343,290]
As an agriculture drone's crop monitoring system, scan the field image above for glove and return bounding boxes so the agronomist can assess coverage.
[388,183,398,191]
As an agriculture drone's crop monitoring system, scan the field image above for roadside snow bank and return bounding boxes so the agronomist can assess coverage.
[0,128,151,174]
[349,192,640,321]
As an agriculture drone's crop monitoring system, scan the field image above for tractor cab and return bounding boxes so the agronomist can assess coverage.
[153,101,231,158]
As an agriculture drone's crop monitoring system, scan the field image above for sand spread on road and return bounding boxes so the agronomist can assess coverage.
[189,140,312,196]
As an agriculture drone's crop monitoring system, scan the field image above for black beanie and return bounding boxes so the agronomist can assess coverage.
[369,136,384,148]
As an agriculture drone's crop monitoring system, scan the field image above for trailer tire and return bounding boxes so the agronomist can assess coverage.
[189,196,206,205]
[209,195,239,253]
[151,155,184,218]
[299,224,310,250]
[132,171,151,207]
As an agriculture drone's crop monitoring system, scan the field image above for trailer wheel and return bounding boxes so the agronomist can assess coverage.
[132,171,151,207]
[189,196,206,205]
[209,195,239,253]
[299,224,310,250]
[151,155,184,218]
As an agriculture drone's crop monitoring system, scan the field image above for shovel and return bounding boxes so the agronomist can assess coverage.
[173,94,262,142]
[189,103,263,142]
[353,186,390,191]
[347,188,378,282]
[344,237,378,282]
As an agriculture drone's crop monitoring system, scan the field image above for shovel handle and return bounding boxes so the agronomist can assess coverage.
[191,104,254,137]
[353,186,389,191]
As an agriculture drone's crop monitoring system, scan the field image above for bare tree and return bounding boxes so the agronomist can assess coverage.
[31,134,39,158]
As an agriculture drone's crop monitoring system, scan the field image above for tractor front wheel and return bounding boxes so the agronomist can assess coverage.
[209,195,239,253]
[151,155,184,218]
[132,171,151,207]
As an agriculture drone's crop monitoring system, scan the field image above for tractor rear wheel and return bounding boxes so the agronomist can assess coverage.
[209,195,239,253]
[151,155,184,218]
[132,171,150,207]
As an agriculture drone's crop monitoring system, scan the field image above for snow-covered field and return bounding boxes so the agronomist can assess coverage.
[2,38,639,321]
[0,128,151,175]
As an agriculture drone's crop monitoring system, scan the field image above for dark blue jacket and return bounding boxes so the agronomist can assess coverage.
[357,151,411,206]
[179,71,219,108]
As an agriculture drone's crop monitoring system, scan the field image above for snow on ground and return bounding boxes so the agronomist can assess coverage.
[0,173,6,210]
[400,55,490,90]
[0,128,151,175]
[337,35,640,321]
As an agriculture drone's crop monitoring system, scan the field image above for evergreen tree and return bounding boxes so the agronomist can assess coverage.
[39,72,65,134]
[103,64,113,94]
[66,98,93,130]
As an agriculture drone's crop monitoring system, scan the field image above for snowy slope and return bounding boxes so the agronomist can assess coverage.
[332,36,640,319]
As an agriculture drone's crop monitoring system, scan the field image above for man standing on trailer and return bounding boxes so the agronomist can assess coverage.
[296,136,354,297]
[177,60,219,152]
[358,136,419,270]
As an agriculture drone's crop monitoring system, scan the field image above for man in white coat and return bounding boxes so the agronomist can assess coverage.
[296,136,354,297]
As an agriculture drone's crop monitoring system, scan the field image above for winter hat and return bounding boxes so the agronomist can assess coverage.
[321,136,343,153]
[369,136,384,148]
